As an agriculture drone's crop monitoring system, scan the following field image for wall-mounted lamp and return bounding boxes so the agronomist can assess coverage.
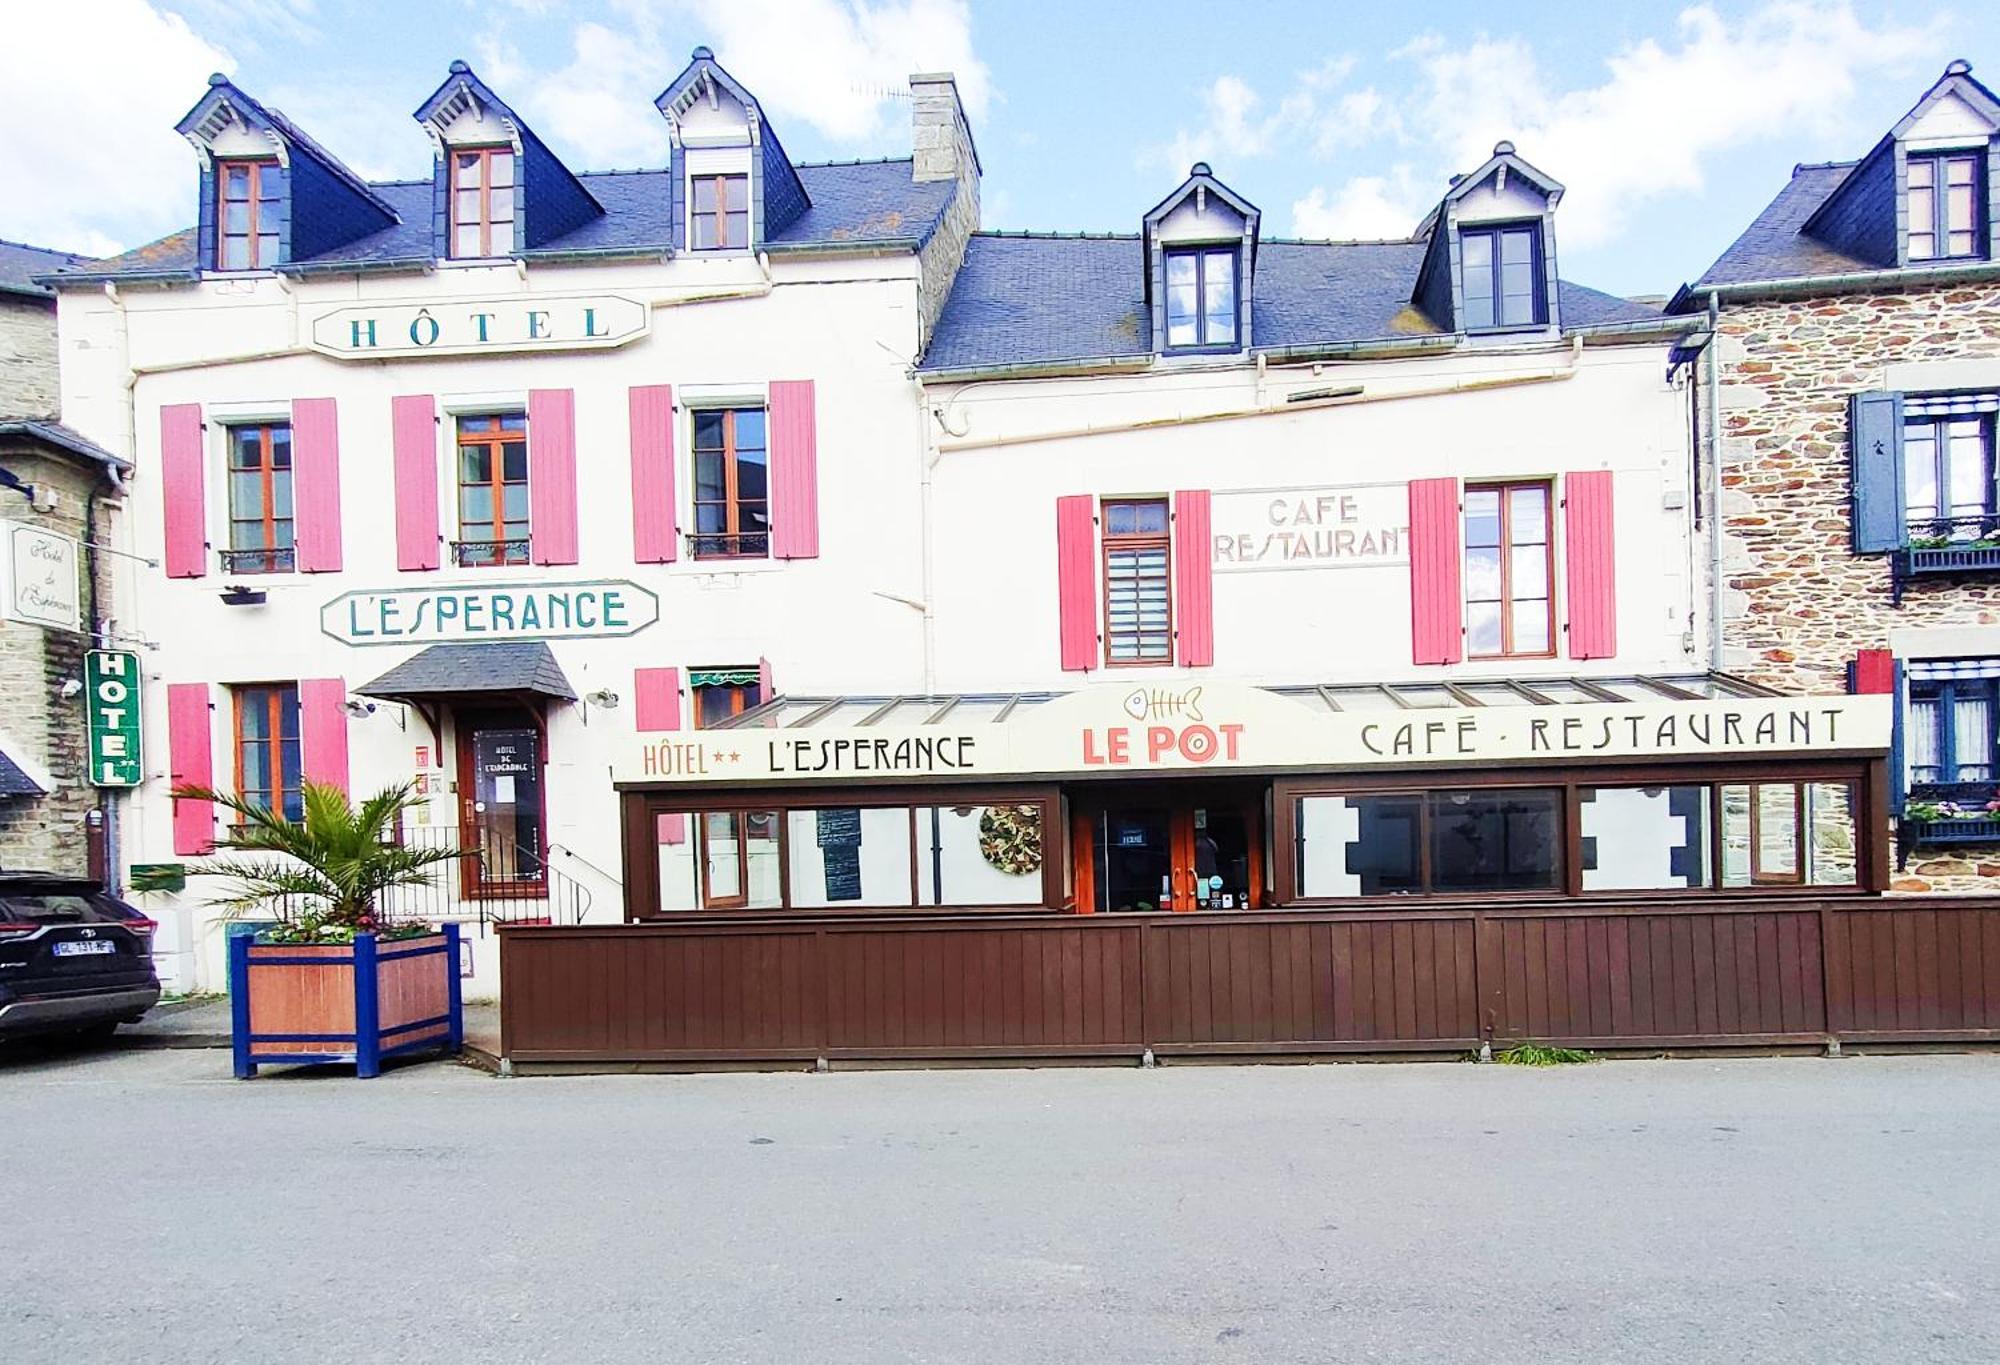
[219,585,267,607]
[585,688,621,710]
[343,699,378,719]
[58,678,83,701]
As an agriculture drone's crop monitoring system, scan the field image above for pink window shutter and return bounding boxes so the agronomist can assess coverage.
[1563,470,1618,660]
[757,656,774,706]
[291,398,343,573]
[1173,489,1215,668]
[391,394,440,571]
[298,678,351,795]
[1056,495,1098,672]
[529,388,579,566]
[1407,477,1463,666]
[160,404,207,579]
[769,380,820,559]
[629,385,677,563]
[1851,649,1894,694]
[166,682,214,856]
[634,667,685,843]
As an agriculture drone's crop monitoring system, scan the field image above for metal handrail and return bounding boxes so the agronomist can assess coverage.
[450,538,532,567]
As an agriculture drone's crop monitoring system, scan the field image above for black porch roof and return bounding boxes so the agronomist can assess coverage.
[355,641,578,703]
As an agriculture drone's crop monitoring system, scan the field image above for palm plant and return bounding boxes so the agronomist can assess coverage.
[176,780,466,942]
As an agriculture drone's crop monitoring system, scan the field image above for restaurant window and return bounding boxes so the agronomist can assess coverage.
[216,159,281,270]
[449,146,516,259]
[454,412,529,566]
[691,407,769,559]
[1720,782,1857,887]
[916,805,1045,907]
[224,422,294,574]
[1102,498,1172,665]
[691,174,750,250]
[690,668,763,728]
[1907,150,1985,262]
[1910,674,1998,786]
[1162,246,1238,349]
[1296,788,1562,898]
[1904,395,1998,541]
[1460,222,1544,328]
[233,684,301,821]
[694,810,782,910]
[1578,785,1713,891]
[1464,482,1553,658]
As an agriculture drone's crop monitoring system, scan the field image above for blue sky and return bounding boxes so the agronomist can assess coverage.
[3,1,1995,296]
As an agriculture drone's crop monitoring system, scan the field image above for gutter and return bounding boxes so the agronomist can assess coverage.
[1706,291,1724,671]
[1672,259,2000,310]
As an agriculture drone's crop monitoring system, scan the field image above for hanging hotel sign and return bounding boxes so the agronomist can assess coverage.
[84,649,143,788]
[1210,484,1408,572]
[0,522,82,630]
[321,580,660,646]
[615,682,1891,786]
[308,293,649,360]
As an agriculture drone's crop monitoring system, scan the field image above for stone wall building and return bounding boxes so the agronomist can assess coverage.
[1676,61,2000,890]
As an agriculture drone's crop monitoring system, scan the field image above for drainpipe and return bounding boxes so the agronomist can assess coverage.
[1706,291,1724,671]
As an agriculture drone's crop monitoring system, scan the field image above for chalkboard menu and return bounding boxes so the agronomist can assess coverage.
[816,807,863,848]
[822,846,863,901]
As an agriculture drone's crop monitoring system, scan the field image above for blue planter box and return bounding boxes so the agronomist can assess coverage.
[229,923,462,1079]
[1905,819,2000,847]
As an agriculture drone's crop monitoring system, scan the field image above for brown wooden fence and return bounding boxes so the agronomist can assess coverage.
[497,898,2000,1067]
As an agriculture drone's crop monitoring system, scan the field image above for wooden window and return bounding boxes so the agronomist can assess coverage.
[1460,223,1545,328]
[233,684,301,820]
[216,159,280,270]
[1719,782,1858,887]
[691,174,750,250]
[1903,405,1997,539]
[690,668,762,728]
[1163,246,1238,348]
[224,423,294,574]
[449,146,517,259]
[455,413,529,566]
[1908,151,1985,262]
[696,809,782,909]
[1464,481,1554,658]
[691,407,769,558]
[1909,677,1998,786]
[1102,498,1172,665]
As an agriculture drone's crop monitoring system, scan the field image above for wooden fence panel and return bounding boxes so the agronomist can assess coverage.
[1827,905,2000,1036]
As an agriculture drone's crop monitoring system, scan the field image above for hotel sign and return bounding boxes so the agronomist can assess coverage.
[1210,484,1408,572]
[85,650,143,788]
[1,522,81,631]
[322,580,660,646]
[308,293,649,360]
[616,682,1891,786]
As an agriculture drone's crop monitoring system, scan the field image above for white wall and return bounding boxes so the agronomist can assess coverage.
[1452,175,1551,224]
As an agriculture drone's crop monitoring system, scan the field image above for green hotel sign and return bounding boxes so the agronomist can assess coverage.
[320,580,661,647]
[85,649,143,788]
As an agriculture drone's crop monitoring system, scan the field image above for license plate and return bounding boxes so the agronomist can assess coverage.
[53,940,117,957]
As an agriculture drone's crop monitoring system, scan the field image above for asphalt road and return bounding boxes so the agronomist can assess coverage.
[4,1043,1997,1364]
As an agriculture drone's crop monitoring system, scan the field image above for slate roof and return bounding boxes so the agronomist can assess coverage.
[356,642,577,702]
[0,420,132,474]
[54,159,956,285]
[0,731,50,799]
[919,233,1665,374]
[1683,161,1882,293]
[0,239,87,299]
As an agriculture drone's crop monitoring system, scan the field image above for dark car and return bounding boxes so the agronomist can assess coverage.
[0,874,160,1043]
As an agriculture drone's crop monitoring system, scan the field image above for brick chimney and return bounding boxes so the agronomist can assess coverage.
[909,72,981,347]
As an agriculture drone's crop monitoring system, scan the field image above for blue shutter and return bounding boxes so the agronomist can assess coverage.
[1850,391,1905,553]
[1890,658,1907,815]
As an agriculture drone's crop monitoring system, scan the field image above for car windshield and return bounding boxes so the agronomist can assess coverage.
[0,893,120,924]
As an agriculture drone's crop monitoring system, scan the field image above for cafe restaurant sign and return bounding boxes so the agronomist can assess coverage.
[616,681,1891,786]
[322,580,660,646]
[308,293,649,360]
[1210,483,1408,573]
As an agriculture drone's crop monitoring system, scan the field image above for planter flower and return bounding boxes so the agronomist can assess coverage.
[177,780,469,1078]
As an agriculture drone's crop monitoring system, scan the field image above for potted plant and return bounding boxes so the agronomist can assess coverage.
[177,780,468,1078]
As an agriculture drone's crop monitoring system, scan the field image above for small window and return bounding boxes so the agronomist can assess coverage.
[455,413,529,567]
[1464,482,1553,658]
[690,668,763,728]
[1719,782,1856,887]
[1908,151,1985,262]
[1163,246,1238,349]
[691,407,769,559]
[450,146,516,259]
[691,174,750,250]
[1101,498,1172,665]
[234,684,301,821]
[1904,401,1998,541]
[224,423,294,574]
[216,159,281,270]
[1910,676,1998,786]
[1460,223,1544,328]
[696,810,783,909]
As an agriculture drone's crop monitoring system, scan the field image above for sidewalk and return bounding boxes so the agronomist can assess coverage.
[122,995,502,1067]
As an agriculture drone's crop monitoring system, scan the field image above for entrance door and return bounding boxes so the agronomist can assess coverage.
[1086,794,1263,912]
[455,710,548,899]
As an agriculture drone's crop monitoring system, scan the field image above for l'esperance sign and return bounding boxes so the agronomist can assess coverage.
[308,293,649,360]
[322,580,660,646]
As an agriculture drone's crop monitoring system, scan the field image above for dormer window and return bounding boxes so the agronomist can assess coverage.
[217,159,280,270]
[449,146,516,259]
[1163,246,1238,349]
[1460,223,1544,329]
[691,173,749,250]
[1908,151,1985,261]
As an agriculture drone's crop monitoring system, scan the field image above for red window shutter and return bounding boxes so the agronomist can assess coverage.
[391,394,440,571]
[291,398,343,573]
[1056,495,1098,672]
[160,404,207,579]
[298,678,350,795]
[629,384,677,563]
[634,667,685,843]
[529,388,579,566]
[1174,489,1214,667]
[1407,477,1463,665]
[758,656,774,706]
[1851,649,1894,694]
[769,380,820,559]
[166,682,214,855]
[1563,469,1618,660]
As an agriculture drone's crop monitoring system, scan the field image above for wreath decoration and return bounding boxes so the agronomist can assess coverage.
[978,804,1044,876]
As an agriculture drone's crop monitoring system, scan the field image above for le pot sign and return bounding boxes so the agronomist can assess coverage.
[309,293,649,360]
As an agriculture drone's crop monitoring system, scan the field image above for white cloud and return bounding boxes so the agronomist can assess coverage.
[1292,168,1430,240]
[1147,58,1358,172]
[0,0,234,254]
